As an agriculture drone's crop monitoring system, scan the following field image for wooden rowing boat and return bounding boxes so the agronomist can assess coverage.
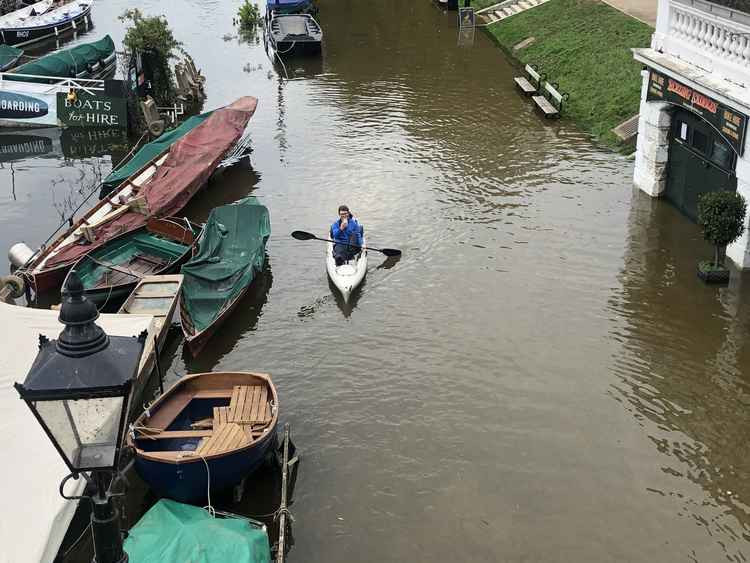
[74,218,200,311]
[127,371,279,503]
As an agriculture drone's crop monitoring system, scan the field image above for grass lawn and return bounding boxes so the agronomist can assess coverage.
[485,0,653,147]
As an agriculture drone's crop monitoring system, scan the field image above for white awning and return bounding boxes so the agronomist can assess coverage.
[0,302,155,563]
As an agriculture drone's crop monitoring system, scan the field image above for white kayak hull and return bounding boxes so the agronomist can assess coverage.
[326,236,367,302]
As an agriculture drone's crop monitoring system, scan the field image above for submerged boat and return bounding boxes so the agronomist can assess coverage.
[268,13,322,55]
[72,217,200,310]
[0,1,92,47]
[118,274,184,374]
[326,228,366,303]
[180,197,270,356]
[22,96,258,295]
[7,34,115,82]
[124,499,271,562]
[127,371,279,503]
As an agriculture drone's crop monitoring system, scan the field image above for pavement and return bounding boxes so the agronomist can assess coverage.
[600,0,657,26]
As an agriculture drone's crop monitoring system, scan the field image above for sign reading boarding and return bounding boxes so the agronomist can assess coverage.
[56,91,127,129]
[646,69,747,155]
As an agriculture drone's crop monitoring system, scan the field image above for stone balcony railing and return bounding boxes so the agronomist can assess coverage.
[653,0,750,87]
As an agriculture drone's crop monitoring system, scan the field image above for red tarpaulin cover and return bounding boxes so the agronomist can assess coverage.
[44,97,258,270]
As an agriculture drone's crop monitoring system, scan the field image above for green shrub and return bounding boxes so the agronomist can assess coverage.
[238,1,261,28]
[119,9,182,105]
[697,190,747,267]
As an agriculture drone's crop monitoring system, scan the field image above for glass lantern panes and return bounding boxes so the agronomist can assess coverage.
[34,396,124,470]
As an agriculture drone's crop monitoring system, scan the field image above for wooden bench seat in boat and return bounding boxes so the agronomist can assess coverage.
[135,429,214,440]
[195,422,248,455]
[228,385,273,424]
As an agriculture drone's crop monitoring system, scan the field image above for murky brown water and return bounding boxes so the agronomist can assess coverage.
[4,0,750,561]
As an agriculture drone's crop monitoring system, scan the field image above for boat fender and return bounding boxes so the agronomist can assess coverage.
[8,242,35,268]
[148,120,165,137]
[0,274,25,299]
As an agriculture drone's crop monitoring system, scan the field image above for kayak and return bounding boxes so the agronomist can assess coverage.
[326,233,367,303]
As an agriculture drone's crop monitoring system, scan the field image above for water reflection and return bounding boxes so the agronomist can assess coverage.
[610,188,750,560]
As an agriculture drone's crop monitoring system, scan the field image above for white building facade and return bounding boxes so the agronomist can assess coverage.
[633,0,750,268]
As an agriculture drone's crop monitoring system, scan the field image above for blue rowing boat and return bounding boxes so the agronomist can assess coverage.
[128,371,279,503]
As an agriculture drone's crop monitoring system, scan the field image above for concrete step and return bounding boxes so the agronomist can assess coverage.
[518,1,533,8]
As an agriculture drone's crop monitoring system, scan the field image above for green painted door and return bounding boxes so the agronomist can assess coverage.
[665,108,737,221]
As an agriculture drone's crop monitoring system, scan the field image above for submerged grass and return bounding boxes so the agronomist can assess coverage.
[484,0,653,147]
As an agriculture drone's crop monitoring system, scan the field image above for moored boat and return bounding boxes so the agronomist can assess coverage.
[127,371,279,503]
[21,96,258,296]
[267,0,317,15]
[0,44,22,72]
[72,217,200,310]
[0,1,92,48]
[326,231,367,303]
[180,197,270,356]
[268,13,322,55]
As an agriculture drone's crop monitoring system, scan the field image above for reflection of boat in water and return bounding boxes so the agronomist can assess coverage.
[0,126,125,161]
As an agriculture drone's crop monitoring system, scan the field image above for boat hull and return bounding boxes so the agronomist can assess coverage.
[326,237,367,303]
[134,427,277,503]
[274,40,321,55]
[0,5,92,48]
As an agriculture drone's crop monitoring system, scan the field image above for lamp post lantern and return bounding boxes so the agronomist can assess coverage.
[15,270,146,563]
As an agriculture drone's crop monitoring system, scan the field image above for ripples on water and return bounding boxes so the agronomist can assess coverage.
[3,0,750,561]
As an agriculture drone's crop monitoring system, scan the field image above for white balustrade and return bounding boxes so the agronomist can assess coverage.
[656,0,750,86]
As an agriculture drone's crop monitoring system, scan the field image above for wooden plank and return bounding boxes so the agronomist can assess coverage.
[514,77,536,94]
[193,390,230,399]
[213,406,229,428]
[233,385,249,422]
[190,417,213,429]
[246,385,262,422]
[137,429,213,439]
[251,386,267,422]
[545,82,564,103]
[524,64,541,83]
[265,402,272,423]
[229,385,242,416]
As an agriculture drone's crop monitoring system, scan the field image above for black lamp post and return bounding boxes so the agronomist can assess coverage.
[15,271,146,563]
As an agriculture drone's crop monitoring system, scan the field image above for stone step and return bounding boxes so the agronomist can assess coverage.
[518,0,533,8]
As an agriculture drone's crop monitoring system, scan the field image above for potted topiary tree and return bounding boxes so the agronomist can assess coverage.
[696,190,747,283]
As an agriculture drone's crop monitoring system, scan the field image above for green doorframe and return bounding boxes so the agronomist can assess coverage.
[664,106,737,222]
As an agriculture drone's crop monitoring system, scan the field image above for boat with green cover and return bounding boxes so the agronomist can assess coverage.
[72,217,202,311]
[180,197,270,356]
[100,110,214,198]
[6,35,115,83]
[123,499,271,563]
[0,44,22,72]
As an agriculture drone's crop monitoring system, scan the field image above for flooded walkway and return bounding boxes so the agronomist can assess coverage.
[3,0,750,561]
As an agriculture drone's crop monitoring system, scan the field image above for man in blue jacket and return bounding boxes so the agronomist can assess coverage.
[331,205,363,266]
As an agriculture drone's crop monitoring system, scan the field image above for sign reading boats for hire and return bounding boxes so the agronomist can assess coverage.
[56,91,127,129]
[646,69,747,155]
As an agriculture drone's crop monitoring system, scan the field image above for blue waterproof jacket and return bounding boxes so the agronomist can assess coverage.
[331,217,363,247]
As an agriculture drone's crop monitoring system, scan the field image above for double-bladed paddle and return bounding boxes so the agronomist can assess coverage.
[291,230,402,257]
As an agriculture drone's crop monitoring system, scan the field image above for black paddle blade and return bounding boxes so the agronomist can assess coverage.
[381,248,402,257]
[291,230,316,241]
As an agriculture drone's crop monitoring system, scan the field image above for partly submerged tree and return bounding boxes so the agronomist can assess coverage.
[697,190,747,268]
[119,9,182,105]
[238,1,262,29]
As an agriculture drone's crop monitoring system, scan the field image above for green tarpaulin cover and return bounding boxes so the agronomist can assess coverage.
[181,197,270,333]
[8,35,114,83]
[101,110,214,195]
[123,499,271,563]
[0,45,22,71]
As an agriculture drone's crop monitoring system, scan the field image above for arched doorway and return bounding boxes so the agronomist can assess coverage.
[665,107,737,221]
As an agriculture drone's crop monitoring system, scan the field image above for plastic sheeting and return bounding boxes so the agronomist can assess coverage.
[124,499,270,563]
[8,36,115,83]
[44,96,258,270]
[0,44,22,71]
[101,111,214,196]
[181,197,270,333]
[0,302,155,563]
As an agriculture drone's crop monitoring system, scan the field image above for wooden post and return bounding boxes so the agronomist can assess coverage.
[277,423,291,563]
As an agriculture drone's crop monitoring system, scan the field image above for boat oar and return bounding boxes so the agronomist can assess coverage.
[291,230,402,257]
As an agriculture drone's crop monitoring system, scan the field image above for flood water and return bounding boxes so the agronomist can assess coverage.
[4,0,750,561]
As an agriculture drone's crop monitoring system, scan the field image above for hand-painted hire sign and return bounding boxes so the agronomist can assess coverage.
[56,91,127,129]
[646,69,747,155]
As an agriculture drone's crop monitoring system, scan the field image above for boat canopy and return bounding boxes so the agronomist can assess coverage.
[123,499,271,563]
[0,302,156,563]
[267,0,314,13]
[43,96,258,270]
[101,110,214,196]
[8,35,114,82]
[181,197,270,333]
[0,44,23,71]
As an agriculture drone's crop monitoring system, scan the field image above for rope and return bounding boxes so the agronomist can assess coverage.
[199,452,215,518]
